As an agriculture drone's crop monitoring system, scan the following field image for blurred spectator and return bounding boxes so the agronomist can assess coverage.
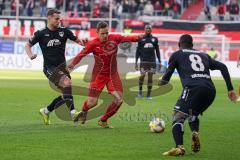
[40,0,47,17]
[228,0,239,21]
[56,0,63,9]
[154,1,163,16]
[0,0,5,15]
[11,0,16,16]
[172,0,181,19]
[217,3,226,21]
[204,6,212,20]
[116,2,123,18]
[47,0,56,9]
[26,0,35,16]
[143,1,154,16]
[163,0,172,16]
[92,3,100,17]
[129,0,138,18]
[83,1,91,12]
[100,1,109,17]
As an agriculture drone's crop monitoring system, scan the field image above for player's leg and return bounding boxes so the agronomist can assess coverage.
[98,74,123,128]
[74,75,106,123]
[138,73,145,98]
[162,110,186,156]
[39,67,67,124]
[138,62,146,97]
[39,96,64,125]
[189,87,216,153]
[146,72,153,99]
[73,96,99,124]
[99,91,123,128]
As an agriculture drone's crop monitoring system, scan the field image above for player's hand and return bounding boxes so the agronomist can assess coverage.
[29,54,37,60]
[78,38,88,46]
[228,90,237,103]
[67,63,75,72]
[138,34,144,40]
[135,63,138,71]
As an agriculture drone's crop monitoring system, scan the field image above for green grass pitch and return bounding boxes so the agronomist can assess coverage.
[0,70,240,160]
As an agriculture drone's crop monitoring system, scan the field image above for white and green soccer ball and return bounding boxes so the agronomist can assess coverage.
[149,118,165,133]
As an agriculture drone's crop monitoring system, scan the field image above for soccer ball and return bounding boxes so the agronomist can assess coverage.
[149,118,165,133]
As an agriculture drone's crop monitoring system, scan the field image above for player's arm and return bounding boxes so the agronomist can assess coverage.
[135,41,141,70]
[154,38,161,63]
[209,57,237,102]
[158,53,177,86]
[67,43,93,71]
[116,34,144,43]
[25,31,40,60]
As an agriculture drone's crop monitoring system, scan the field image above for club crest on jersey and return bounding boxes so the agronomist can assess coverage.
[59,31,64,37]
[152,38,155,42]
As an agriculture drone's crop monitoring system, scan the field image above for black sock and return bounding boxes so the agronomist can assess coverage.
[189,117,199,132]
[147,85,152,97]
[47,96,64,112]
[172,122,184,147]
[62,87,75,111]
[147,74,153,97]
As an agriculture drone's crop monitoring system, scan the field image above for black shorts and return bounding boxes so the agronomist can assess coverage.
[174,85,216,116]
[140,61,156,74]
[43,65,71,87]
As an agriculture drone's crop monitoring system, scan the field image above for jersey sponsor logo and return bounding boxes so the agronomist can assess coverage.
[102,41,118,55]
[44,34,49,36]
[143,43,154,48]
[59,31,64,37]
[47,39,61,47]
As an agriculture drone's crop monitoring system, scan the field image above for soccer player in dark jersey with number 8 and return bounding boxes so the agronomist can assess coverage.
[159,34,237,156]
[25,9,86,125]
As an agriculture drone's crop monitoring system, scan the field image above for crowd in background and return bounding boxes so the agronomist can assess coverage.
[204,0,240,21]
[0,0,193,19]
[0,0,239,21]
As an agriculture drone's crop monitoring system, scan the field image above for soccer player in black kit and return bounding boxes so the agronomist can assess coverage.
[135,24,161,99]
[25,9,85,125]
[159,34,237,156]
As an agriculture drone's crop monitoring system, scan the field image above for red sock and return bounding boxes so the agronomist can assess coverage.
[82,101,89,112]
[101,101,121,122]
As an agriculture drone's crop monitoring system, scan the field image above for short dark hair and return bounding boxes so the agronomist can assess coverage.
[179,34,193,48]
[46,9,61,17]
[97,21,108,31]
[145,24,152,29]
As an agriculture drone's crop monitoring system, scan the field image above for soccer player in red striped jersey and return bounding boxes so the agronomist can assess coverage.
[68,21,143,128]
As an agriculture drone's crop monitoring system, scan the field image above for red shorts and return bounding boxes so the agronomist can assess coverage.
[88,73,123,97]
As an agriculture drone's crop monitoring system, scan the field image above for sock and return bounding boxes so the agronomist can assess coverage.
[101,101,121,122]
[139,76,145,93]
[188,117,199,132]
[147,74,153,97]
[147,85,152,97]
[172,122,184,147]
[44,108,50,114]
[70,109,76,115]
[62,87,75,111]
[47,96,64,112]
[82,101,90,112]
